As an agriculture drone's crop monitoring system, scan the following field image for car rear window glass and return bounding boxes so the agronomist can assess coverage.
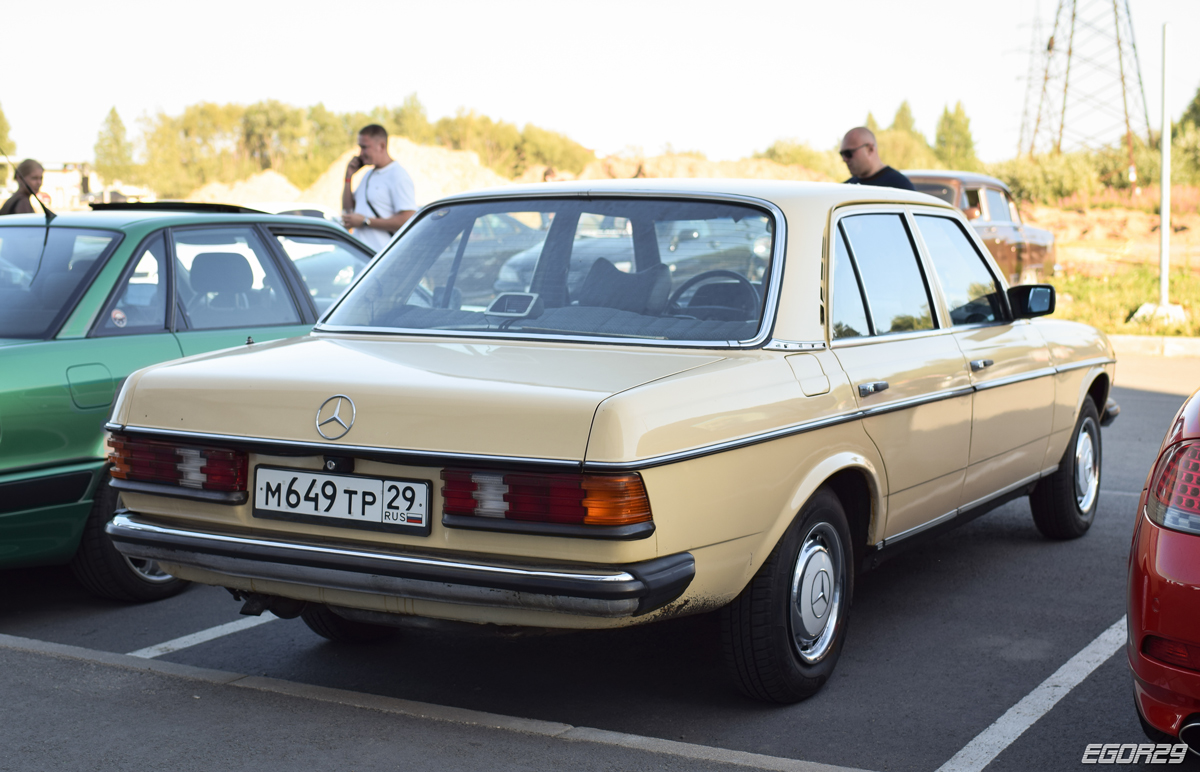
[323,198,776,344]
[0,226,119,338]
[916,215,1005,326]
[831,226,870,339]
[840,214,935,335]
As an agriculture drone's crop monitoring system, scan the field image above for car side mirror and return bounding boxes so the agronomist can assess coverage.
[1008,284,1055,318]
[964,206,982,221]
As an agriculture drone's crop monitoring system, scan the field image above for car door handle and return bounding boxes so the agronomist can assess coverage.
[858,381,889,397]
[970,359,994,372]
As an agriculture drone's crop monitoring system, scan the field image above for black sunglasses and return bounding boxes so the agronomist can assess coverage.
[840,144,870,160]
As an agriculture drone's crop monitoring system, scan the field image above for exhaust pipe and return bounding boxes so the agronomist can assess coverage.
[1180,719,1200,755]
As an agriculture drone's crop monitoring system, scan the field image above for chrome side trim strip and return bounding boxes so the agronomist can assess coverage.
[972,366,1059,391]
[105,424,580,471]
[880,509,957,547]
[858,386,975,418]
[957,470,1045,514]
[583,410,865,472]
[1055,357,1116,374]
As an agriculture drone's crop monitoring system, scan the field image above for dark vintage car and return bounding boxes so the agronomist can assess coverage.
[904,171,1054,284]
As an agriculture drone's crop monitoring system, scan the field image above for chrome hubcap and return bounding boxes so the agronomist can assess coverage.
[789,522,844,665]
[122,555,176,584]
[1074,418,1099,514]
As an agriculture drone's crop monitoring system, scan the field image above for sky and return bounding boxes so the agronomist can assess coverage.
[4,0,1199,167]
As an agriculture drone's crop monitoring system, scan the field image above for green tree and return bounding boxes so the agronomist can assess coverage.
[0,101,12,185]
[754,140,843,179]
[864,113,880,133]
[392,94,434,144]
[521,124,594,175]
[934,102,981,171]
[242,99,308,172]
[1180,82,1200,129]
[890,101,917,135]
[434,110,524,176]
[94,107,136,185]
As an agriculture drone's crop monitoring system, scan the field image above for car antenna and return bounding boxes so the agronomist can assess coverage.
[2,148,57,284]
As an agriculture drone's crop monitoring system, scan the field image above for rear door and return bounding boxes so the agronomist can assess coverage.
[911,210,1055,508]
[829,209,973,542]
[169,225,312,356]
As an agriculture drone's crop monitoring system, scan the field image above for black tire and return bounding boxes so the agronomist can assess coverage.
[1030,396,1101,540]
[720,487,854,703]
[300,604,396,643]
[69,477,189,602]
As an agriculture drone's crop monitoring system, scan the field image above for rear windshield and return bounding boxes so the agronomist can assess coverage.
[323,197,776,344]
[0,226,121,338]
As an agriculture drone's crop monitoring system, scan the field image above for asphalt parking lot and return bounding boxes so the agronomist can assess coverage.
[3,353,1199,772]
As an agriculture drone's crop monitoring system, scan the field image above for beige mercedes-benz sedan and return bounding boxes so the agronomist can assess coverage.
[104,180,1118,703]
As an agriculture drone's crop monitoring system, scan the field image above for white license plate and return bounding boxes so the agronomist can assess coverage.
[253,466,430,535]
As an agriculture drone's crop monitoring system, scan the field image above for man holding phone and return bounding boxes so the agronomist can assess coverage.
[341,124,417,252]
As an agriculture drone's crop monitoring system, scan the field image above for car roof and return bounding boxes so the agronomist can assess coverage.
[0,209,347,231]
[431,178,954,211]
[903,170,1012,192]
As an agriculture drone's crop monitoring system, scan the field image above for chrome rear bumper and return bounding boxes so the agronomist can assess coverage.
[106,513,693,618]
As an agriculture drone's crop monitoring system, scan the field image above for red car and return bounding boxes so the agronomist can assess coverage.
[1129,386,1200,752]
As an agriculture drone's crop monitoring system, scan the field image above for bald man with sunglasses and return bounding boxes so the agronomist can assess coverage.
[839,127,915,190]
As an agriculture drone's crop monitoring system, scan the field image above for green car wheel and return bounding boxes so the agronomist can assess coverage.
[69,477,189,602]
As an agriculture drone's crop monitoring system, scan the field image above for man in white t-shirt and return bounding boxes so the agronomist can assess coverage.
[341,124,417,253]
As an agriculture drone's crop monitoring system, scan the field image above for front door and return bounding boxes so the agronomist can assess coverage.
[829,212,973,542]
[911,211,1055,508]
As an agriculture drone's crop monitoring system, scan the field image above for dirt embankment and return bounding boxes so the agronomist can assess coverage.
[1025,205,1200,274]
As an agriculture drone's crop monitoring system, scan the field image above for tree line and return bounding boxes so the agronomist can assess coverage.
[757,93,1200,205]
[88,95,595,198]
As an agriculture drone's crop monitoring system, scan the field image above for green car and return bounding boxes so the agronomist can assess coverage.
[0,204,374,600]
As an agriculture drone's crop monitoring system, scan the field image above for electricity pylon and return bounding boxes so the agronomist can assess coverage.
[1018,0,1152,183]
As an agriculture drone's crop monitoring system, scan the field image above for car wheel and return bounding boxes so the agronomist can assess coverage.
[69,476,189,602]
[300,604,396,643]
[720,487,853,703]
[1030,396,1101,540]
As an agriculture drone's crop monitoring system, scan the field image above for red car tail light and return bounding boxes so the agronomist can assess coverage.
[440,469,651,527]
[1143,634,1200,673]
[1148,441,1200,536]
[108,434,248,493]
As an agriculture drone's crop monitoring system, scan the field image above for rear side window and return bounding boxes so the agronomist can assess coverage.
[840,214,935,335]
[173,227,301,330]
[983,189,1010,223]
[830,226,870,339]
[916,216,1005,326]
[274,233,373,315]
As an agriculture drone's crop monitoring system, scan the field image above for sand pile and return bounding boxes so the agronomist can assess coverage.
[302,138,511,211]
[190,170,302,204]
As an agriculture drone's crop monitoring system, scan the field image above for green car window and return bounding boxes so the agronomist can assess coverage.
[0,226,120,339]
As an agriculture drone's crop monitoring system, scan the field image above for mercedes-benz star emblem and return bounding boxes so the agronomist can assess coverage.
[315,395,356,440]
[810,569,830,619]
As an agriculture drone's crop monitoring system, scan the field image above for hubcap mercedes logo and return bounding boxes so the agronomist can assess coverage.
[315,395,356,440]
[810,569,830,619]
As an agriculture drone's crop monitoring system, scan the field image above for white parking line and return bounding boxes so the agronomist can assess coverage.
[126,613,278,659]
[935,616,1127,772]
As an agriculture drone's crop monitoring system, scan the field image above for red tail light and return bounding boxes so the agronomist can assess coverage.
[440,469,651,526]
[108,434,248,493]
[1143,634,1200,672]
[1148,441,1200,536]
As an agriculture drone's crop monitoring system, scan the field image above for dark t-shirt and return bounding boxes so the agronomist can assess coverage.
[845,166,915,191]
